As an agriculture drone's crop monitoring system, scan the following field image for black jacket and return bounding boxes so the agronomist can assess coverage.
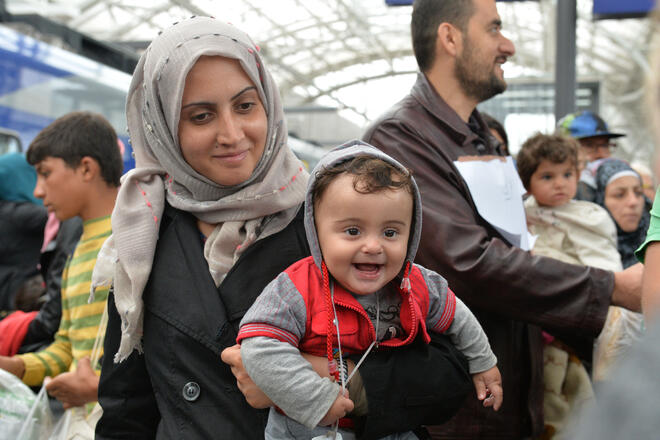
[97,204,471,439]
[0,200,47,311]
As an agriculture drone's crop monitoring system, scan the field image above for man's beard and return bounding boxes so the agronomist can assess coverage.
[454,41,507,103]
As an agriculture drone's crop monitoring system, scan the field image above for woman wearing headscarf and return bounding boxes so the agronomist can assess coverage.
[94,17,471,439]
[591,158,647,382]
[0,153,47,312]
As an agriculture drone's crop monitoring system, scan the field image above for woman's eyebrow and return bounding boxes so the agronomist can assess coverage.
[231,86,257,100]
[181,86,257,109]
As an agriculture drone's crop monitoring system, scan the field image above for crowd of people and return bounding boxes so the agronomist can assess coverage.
[1,0,659,439]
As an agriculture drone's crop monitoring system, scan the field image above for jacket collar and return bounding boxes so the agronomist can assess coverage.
[411,73,496,153]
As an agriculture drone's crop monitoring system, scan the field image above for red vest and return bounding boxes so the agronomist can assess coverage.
[285,256,434,357]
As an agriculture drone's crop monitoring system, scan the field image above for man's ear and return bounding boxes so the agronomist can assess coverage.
[78,156,101,182]
[437,22,462,58]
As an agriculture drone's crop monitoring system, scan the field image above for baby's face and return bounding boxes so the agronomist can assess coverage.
[314,173,413,295]
[529,159,578,207]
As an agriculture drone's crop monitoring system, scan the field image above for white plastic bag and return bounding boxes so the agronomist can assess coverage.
[593,306,645,382]
[0,369,53,440]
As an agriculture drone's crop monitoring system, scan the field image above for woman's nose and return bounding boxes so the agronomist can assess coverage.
[216,112,243,145]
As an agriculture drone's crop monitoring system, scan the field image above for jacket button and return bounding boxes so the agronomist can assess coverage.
[182,381,200,401]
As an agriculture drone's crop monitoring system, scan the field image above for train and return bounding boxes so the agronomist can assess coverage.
[0,23,326,172]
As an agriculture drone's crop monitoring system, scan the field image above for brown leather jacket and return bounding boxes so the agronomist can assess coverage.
[363,74,613,439]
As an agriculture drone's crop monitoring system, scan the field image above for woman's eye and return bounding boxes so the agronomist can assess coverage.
[345,227,359,236]
[384,229,398,238]
[191,112,212,123]
[236,102,255,112]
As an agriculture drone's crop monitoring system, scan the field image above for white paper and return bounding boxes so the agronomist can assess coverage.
[454,156,534,251]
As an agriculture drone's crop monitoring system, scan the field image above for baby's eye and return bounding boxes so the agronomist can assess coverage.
[384,229,398,238]
[345,227,360,236]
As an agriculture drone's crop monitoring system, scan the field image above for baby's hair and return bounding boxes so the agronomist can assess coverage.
[517,133,579,190]
[313,155,413,205]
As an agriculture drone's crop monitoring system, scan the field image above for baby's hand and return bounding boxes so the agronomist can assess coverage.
[318,389,354,426]
[472,366,503,411]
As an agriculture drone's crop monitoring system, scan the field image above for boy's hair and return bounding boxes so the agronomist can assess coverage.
[313,156,414,206]
[517,133,579,190]
[27,111,123,187]
[412,0,474,72]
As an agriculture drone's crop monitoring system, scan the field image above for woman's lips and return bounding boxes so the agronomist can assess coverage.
[213,150,248,163]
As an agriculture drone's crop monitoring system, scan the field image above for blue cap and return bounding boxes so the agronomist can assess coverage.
[557,111,625,140]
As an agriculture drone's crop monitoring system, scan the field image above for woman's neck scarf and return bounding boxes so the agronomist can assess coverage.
[594,158,650,268]
[91,17,308,361]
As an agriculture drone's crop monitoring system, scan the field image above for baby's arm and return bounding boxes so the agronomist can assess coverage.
[241,337,351,427]
[421,266,502,410]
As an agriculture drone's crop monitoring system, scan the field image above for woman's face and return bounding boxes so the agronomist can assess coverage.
[604,175,645,232]
[178,56,267,186]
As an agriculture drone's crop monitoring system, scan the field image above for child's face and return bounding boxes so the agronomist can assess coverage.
[33,156,86,221]
[314,173,413,295]
[529,159,578,207]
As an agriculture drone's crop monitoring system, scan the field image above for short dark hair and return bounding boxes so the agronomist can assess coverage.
[27,111,122,186]
[411,0,474,72]
[517,133,579,190]
[313,156,414,206]
[482,113,508,148]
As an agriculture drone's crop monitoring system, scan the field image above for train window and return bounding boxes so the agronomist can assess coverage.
[0,128,22,155]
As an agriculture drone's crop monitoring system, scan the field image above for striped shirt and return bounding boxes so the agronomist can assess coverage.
[19,215,111,386]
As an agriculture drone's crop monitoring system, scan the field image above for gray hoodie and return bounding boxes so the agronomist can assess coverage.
[239,140,496,434]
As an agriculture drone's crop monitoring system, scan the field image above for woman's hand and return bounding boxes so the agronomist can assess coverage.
[221,344,273,408]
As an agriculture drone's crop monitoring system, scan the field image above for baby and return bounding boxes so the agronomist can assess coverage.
[238,141,502,440]
[517,133,623,437]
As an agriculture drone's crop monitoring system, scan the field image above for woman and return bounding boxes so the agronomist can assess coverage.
[591,158,647,381]
[0,153,47,312]
[94,17,471,439]
[594,158,650,269]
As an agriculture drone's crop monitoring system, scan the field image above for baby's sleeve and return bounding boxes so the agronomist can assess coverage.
[421,266,497,373]
[237,271,307,346]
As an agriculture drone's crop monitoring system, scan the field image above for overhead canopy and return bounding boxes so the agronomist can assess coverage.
[4,0,658,161]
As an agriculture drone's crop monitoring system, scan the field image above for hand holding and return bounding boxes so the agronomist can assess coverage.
[221,344,273,408]
[318,389,354,426]
[472,365,503,411]
[45,357,99,409]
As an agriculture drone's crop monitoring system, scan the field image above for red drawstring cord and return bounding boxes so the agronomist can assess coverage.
[323,261,340,382]
[400,261,411,294]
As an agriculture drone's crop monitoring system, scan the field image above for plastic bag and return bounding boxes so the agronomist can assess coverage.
[0,369,53,440]
[593,306,645,382]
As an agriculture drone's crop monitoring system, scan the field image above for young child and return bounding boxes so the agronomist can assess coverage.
[0,111,121,413]
[516,133,623,438]
[237,141,502,440]
[517,133,622,272]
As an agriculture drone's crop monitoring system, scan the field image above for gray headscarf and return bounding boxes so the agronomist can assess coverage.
[91,17,308,362]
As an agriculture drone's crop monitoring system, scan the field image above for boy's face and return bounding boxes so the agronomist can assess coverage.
[314,173,413,295]
[33,157,85,221]
[529,159,578,207]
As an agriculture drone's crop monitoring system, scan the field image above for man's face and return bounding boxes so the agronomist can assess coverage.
[454,0,515,102]
[578,136,614,162]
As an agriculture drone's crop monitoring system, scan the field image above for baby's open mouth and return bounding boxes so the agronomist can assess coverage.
[354,263,381,273]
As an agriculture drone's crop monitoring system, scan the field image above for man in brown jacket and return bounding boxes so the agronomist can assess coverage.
[363,0,642,438]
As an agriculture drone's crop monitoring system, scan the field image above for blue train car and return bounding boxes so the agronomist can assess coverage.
[0,24,134,170]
